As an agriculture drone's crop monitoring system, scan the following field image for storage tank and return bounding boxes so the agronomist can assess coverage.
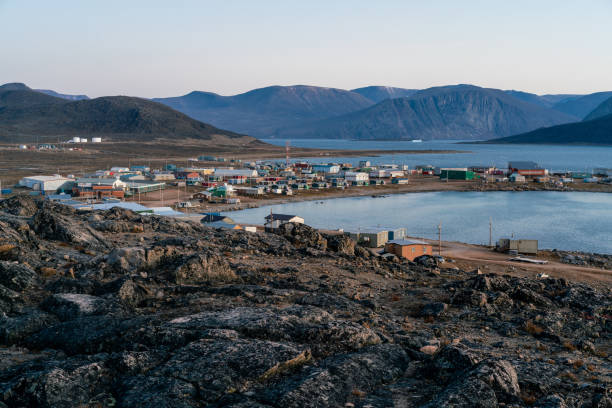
[92,137,102,143]
[72,137,81,143]
[81,138,88,143]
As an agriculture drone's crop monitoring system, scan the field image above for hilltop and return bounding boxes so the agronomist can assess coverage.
[0,84,255,144]
[351,86,418,103]
[279,85,579,140]
[552,91,612,119]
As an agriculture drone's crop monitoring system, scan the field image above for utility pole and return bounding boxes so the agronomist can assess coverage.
[438,222,442,256]
[489,217,493,247]
[285,141,290,168]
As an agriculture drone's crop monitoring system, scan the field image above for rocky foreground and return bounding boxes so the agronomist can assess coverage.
[0,196,610,408]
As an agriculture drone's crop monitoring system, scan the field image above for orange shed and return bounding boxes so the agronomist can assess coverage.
[385,239,433,261]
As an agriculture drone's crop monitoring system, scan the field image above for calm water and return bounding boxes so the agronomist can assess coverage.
[225,191,612,254]
[262,139,612,173]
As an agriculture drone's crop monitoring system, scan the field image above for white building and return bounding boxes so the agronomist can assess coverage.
[344,172,369,182]
[76,178,127,190]
[19,175,75,192]
[214,169,258,178]
[110,167,130,174]
[312,164,340,174]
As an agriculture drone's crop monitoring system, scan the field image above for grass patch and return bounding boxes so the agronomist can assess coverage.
[258,350,312,382]
[524,320,544,336]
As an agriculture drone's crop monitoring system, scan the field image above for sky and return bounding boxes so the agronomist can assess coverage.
[1,0,611,98]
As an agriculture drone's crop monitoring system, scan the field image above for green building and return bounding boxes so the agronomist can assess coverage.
[440,168,475,180]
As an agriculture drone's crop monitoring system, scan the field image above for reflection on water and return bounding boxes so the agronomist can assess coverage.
[225,191,612,254]
[262,139,612,173]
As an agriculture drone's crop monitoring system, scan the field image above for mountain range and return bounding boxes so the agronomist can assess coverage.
[277,85,579,140]
[153,84,611,140]
[2,82,612,144]
[0,83,253,144]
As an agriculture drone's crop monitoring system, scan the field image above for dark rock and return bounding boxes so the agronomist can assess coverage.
[173,252,236,284]
[32,204,107,249]
[1,358,113,408]
[40,293,110,321]
[0,284,21,314]
[167,306,380,353]
[414,255,438,268]
[534,394,567,408]
[260,344,409,408]
[0,309,59,344]
[324,233,355,256]
[106,247,146,273]
[451,289,487,307]
[276,222,327,250]
[426,343,483,383]
[154,338,308,402]
[118,375,199,408]
[420,302,448,317]
[0,261,37,291]
[0,195,39,217]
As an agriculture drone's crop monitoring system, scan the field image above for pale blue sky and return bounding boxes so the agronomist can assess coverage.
[1,0,611,98]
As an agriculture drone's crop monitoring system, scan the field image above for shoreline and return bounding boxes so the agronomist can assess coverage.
[191,177,612,213]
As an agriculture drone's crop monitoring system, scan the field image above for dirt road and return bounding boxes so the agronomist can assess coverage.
[428,239,612,288]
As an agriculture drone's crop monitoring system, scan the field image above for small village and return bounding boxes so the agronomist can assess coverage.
[3,158,610,263]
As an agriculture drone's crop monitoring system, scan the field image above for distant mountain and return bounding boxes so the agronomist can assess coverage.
[552,91,612,119]
[279,85,579,140]
[539,94,581,105]
[351,86,418,103]
[153,85,374,137]
[583,96,612,121]
[503,90,554,108]
[36,89,89,101]
[0,84,252,143]
[485,113,612,145]
[0,83,31,91]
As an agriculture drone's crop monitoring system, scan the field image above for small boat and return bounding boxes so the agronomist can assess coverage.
[411,139,423,143]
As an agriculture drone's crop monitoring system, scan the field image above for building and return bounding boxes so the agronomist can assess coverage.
[76,178,127,190]
[124,181,166,194]
[264,213,304,229]
[391,178,409,184]
[388,228,406,240]
[312,164,340,174]
[214,169,258,178]
[385,239,433,261]
[346,229,388,248]
[497,238,538,255]
[19,175,75,192]
[509,173,526,183]
[344,172,369,183]
[358,160,371,168]
[440,168,475,180]
[508,161,547,177]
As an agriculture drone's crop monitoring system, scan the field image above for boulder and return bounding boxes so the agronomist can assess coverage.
[106,247,146,273]
[451,289,487,307]
[0,284,21,315]
[275,223,327,250]
[32,204,106,249]
[420,302,448,318]
[0,310,59,344]
[0,261,37,291]
[40,293,110,321]
[0,195,39,217]
[1,359,113,408]
[324,234,355,256]
[174,253,235,284]
[414,255,438,268]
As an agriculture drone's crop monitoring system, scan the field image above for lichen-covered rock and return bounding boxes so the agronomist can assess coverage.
[276,222,327,251]
[0,261,37,291]
[40,293,110,321]
[174,252,236,284]
[323,233,355,256]
[32,204,106,249]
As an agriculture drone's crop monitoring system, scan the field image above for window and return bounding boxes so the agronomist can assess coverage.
[424,246,428,252]
[411,247,415,253]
